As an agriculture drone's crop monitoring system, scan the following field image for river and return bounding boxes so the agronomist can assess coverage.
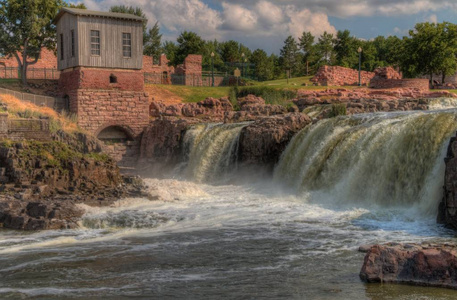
[1,110,457,299]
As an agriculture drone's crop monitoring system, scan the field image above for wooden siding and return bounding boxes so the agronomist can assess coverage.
[77,16,142,70]
[56,13,79,70]
[56,13,143,70]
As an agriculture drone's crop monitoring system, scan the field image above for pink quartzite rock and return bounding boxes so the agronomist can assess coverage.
[360,243,457,289]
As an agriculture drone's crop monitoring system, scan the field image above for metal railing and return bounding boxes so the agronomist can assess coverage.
[0,67,60,80]
[0,87,67,111]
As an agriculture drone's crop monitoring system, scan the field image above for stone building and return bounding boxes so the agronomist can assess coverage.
[54,8,150,166]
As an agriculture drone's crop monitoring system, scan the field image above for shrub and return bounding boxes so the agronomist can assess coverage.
[328,103,347,118]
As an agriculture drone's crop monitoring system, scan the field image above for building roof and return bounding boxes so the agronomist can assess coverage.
[54,7,145,24]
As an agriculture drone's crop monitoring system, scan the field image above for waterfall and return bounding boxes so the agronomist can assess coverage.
[181,123,248,183]
[274,111,457,213]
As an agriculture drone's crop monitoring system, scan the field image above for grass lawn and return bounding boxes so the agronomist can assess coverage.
[153,84,231,103]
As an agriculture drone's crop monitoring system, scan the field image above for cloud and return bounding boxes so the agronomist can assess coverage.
[285,6,337,38]
[425,14,438,23]
[221,2,258,31]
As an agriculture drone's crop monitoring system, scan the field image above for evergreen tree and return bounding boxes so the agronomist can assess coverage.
[334,30,358,68]
[316,31,335,66]
[298,31,316,75]
[144,22,162,63]
[279,36,300,77]
[251,49,273,81]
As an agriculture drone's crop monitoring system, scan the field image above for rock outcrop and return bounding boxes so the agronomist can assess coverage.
[139,117,198,170]
[438,132,457,229]
[239,113,312,168]
[360,243,457,290]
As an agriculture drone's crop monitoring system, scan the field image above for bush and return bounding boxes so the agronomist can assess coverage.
[328,103,347,118]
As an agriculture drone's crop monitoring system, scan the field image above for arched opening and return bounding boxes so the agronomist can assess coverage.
[97,125,133,143]
[109,74,118,84]
[162,71,168,84]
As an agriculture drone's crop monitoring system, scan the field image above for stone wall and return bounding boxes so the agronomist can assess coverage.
[0,48,57,69]
[311,66,375,86]
[175,55,203,86]
[0,114,52,142]
[59,67,144,92]
[369,78,429,90]
[72,90,149,138]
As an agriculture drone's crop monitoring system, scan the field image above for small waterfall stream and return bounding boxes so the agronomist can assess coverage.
[180,122,249,183]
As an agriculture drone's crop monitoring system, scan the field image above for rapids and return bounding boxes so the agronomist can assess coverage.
[2,110,457,299]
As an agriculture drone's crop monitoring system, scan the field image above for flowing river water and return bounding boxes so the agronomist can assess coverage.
[2,109,457,299]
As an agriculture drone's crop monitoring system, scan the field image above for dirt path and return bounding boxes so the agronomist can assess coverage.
[144,85,183,105]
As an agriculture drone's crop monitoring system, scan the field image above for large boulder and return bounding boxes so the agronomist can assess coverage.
[238,113,311,168]
[360,243,457,289]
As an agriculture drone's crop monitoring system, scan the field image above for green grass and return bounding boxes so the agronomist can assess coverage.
[155,84,231,103]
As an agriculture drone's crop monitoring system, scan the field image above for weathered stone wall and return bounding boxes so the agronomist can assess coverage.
[175,55,203,86]
[0,114,52,142]
[73,90,149,138]
[311,66,376,86]
[0,48,57,69]
[370,78,429,90]
[58,67,144,92]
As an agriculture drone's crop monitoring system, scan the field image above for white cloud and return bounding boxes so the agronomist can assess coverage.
[285,6,337,38]
[221,2,258,31]
[255,1,284,25]
[425,14,438,23]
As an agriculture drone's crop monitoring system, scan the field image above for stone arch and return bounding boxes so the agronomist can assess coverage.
[95,123,135,141]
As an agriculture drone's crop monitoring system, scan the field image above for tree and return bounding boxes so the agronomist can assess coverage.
[250,49,273,81]
[109,5,148,44]
[175,31,204,65]
[221,40,240,63]
[298,31,316,75]
[316,31,335,66]
[334,30,358,68]
[0,0,64,86]
[162,41,178,66]
[279,36,300,77]
[66,3,86,9]
[144,22,162,62]
[402,22,457,81]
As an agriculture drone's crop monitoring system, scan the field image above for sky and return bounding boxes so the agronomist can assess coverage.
[76,0,457,54]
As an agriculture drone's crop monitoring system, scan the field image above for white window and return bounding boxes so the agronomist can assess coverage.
[122,33,131,58]
[91,30,100,56]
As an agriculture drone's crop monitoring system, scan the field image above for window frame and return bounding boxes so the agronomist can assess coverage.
[71,30,75,58]
[122,32,132,58]
[90,30,100,56]
[60,34,64,60]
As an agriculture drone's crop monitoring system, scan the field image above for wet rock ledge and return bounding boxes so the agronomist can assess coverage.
[359,243,457,289]
[0,137,154,230]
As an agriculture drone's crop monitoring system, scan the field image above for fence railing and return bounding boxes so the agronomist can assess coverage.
[0,87,67,111]
[0,67,61,80]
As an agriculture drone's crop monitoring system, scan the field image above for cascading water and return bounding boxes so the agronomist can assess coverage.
[274,111,457,214]
[180,122,248,183]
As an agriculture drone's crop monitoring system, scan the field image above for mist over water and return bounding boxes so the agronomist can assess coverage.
[2,110,457,299]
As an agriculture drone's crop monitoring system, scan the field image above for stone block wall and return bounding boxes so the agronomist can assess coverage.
[59,67,144,92]
[311,66,375,86]
[370,79,430,91]
[73,90,149,138]
[175,55,203,86]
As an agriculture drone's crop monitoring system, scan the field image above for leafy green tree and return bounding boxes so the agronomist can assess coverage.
[109,5,148,44]
[279,36,300,77]
[298,31,316,75]
[402,22,457,81]
[316,31,335,66]
[162,41,178,66]
[144,22,162,62]
[334,30,358,68]
[359,40,378,71]
[66,2,86,8]
[0,0,64,86]
[175,31,205,65]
